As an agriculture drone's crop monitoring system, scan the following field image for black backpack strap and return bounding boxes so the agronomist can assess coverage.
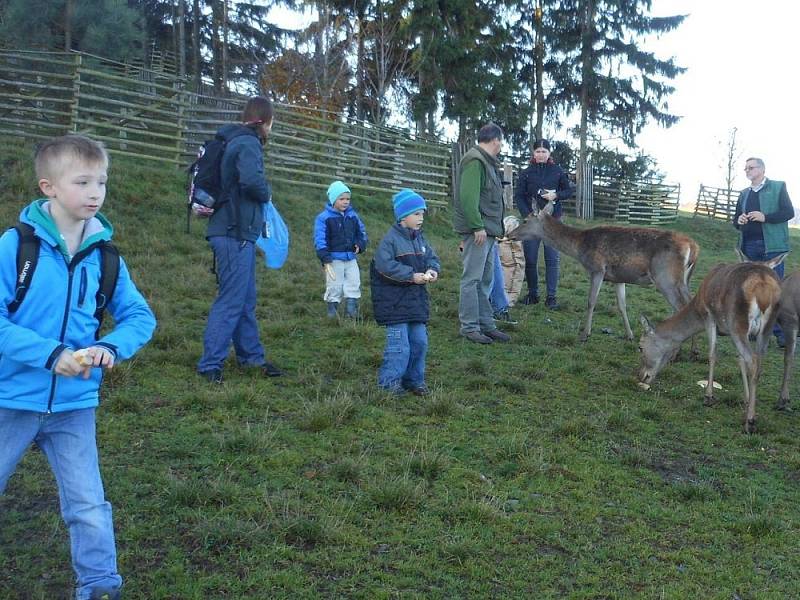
[8,223,39,314]
[94,242,120,337]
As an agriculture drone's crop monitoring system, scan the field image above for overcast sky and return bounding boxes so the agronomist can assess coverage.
[639,0,799,208]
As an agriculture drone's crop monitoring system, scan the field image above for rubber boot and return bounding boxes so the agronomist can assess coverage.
[327,302,339,318]
[345,298,358,318]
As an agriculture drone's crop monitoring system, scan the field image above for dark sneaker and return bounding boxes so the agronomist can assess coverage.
[261,361,285,377]
[199,369,223,384]
[545,296,560,310]
[463,331,493,344]
[88,588,121,600]
[493,309,518,325]
[483,329,511,343]
[381,382,406,396]
[520,294,539,305]
[403,383,431,396]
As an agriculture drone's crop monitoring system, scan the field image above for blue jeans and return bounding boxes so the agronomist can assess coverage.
[198,236,266,372]
[0,408,122,599]
[378,323,428,390]
[523,237,560,299]
[741,237,785,340]
[489,245,509,313]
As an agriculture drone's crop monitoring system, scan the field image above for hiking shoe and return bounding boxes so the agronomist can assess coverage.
[88,588,121,600]
[404,383,431,397]
[520,294,539,305]
[380,383,407,396]
[463,331,493,344]
[260,361,285,377]
[545,296,560,310]
[493,309,518,325]
[199,369,223,384]
[483,329,511,343]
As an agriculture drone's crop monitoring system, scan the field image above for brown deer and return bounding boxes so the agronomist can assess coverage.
[508,205,699,342]
[776,272,800,410]
[638,258,784,433]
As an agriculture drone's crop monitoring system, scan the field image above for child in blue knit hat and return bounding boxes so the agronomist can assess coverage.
[370,189,441,396]
[313,180,369,318]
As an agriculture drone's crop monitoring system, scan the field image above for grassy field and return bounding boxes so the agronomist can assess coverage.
[1,138,799,599]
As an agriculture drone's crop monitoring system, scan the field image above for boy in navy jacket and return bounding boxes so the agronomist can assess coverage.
[370,189,440,396]
[0,135,156,600]
[314,180,368,318]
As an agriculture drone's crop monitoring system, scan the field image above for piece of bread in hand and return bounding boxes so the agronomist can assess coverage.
[73,348,93,367]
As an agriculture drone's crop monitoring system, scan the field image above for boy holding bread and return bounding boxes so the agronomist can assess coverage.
[370,189,440,396]
[0,134,155,600]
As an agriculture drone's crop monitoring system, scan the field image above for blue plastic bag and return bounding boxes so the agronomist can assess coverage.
[257,201,289,269]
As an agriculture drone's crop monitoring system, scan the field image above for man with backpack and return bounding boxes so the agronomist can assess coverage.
[194,95,284,383]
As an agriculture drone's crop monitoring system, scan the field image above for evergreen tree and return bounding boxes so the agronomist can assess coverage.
[0,0,143,62]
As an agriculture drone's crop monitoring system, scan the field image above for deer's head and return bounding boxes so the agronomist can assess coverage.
[637,315,679,390]
[506,201,554,241]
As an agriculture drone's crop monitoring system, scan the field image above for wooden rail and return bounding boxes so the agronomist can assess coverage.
[693,184,737,222]
[0,49,451,206]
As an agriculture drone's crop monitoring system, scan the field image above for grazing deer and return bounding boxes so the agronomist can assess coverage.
[638,258,784,433]
[776,272,800,410]
[508,204,699,342]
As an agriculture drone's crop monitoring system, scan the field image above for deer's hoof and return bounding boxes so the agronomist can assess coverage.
[745,419,756,434]
[703,395,717,407]
[776,398,791,412]
[578,332,589,343]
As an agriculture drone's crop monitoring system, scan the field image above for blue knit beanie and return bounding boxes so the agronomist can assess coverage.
[327,180,351,205]
[392,189,427,221]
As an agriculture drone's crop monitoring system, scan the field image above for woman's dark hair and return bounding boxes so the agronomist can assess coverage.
[241,96,273,126]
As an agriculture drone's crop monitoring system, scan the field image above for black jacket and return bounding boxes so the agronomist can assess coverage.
[370,224,440,326]
[206,124,272,242]
[514,161,573,219]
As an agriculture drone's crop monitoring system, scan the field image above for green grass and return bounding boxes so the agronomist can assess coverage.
[2,138,800,598]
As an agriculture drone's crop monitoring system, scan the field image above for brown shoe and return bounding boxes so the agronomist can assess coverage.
[483,329,511,343]
[463,331,493,344]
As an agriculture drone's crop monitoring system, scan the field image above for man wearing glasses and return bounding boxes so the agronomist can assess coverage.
[734,157,794,346]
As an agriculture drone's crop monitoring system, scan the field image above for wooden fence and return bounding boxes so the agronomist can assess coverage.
[693,184,738,221]
[0,49,451,206]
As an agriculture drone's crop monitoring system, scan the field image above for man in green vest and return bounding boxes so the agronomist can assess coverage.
[733,156,794,347]
[453,123,511,344]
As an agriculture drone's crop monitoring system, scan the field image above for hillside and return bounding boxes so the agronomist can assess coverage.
[1,138,799,599]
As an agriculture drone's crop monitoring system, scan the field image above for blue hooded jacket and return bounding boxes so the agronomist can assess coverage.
[0,200,156,413]
[313,203,368,263]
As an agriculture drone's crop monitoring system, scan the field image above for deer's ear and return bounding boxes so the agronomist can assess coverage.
[640,315,655,335]
[735,247,748,263]
[766,252,788,269]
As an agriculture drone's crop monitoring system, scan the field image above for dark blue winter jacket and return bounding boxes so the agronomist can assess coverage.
[370,224,440,326]
[206,124,272,242]
[514,161,574,219]
[313,204,368,263]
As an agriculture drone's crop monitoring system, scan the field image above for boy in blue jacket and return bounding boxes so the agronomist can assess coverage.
[0,135,156,600]
[370,189,440,396]
[314,180,368,318]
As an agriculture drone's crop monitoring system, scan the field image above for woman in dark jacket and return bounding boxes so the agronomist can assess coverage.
[513,139,574,309]
[196,96,283,383]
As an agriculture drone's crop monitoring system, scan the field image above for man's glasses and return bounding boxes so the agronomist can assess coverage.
[744,165,762,171]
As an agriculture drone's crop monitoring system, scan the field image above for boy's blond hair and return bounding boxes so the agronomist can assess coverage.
[35,135,109,181]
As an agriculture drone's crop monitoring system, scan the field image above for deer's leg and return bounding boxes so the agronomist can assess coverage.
[615,283,634,340]
[731,335,757,433]
[580,271,604,342]
[777,318,798,410]
[703,320,718,406]
[654,276,698,359]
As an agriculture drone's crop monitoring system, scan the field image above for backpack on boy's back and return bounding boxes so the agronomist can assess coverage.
[6,222,119,335]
